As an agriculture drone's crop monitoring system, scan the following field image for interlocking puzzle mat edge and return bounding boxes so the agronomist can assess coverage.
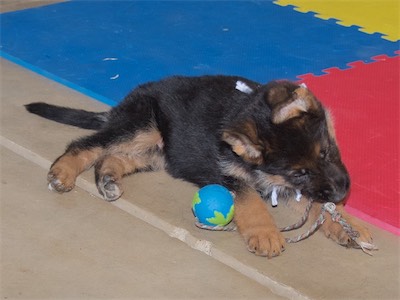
[275,0,400,42]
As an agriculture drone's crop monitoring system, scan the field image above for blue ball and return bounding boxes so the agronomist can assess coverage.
[192,184,234,226]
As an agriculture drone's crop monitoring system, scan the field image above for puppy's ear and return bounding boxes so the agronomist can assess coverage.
[222,120,264,165]
[324,109,337,142]
[266,82,319,124]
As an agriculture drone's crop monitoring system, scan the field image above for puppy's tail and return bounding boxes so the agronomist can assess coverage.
[25,102,108,130]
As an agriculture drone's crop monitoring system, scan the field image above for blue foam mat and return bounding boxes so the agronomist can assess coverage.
[1,1,398,105]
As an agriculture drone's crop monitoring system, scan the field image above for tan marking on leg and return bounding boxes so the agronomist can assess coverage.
[107,126,163,155]
[234,188,285,258]
[106,127,165,171]
[95,126,165,201]
[48,147,102,192]
[99,155,137,177]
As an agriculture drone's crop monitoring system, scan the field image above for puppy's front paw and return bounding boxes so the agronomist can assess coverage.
[322,221,355,247]
[322,218,373,248]
[243,226,286,258]
[318,204,374,249]
[235,189,286,258]
[353,223,374,246]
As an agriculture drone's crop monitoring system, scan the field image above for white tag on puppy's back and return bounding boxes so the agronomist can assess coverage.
[235,81,253,94]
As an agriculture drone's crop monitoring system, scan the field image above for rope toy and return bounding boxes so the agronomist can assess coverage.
[195,187,378,256]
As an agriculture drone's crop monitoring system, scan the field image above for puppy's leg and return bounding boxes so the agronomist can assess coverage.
[48,147,102,193]
[95,127,164,201]
[234,188,286,258]
[311,202,373,247]
[48,129,120,193]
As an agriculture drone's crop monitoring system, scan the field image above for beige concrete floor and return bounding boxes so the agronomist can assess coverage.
[0,0,65,13]
[1,2,400,299]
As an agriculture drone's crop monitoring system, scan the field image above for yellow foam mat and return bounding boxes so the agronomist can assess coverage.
[275,0,400,42]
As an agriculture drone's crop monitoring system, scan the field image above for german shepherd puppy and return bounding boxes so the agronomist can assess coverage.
[26,75,372,257]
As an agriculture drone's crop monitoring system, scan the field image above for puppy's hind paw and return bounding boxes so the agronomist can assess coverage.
[47,169,75,193]
[97,175,123,201]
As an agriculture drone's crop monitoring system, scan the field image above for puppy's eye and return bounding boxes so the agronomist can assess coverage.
[320,150,327,159]
[294,169,308,177]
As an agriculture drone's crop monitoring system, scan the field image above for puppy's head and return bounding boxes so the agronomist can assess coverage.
[222,81,350,203]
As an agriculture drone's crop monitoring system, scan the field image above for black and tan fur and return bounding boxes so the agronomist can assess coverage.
[26,75,372,257]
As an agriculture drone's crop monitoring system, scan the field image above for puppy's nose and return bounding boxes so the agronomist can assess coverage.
[332,173,350,202]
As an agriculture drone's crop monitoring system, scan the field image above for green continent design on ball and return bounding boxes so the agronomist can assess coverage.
[192,192,201,214]
[206,204,234,225]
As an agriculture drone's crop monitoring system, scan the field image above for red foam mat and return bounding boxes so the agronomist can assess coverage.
[298,52,399,235]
